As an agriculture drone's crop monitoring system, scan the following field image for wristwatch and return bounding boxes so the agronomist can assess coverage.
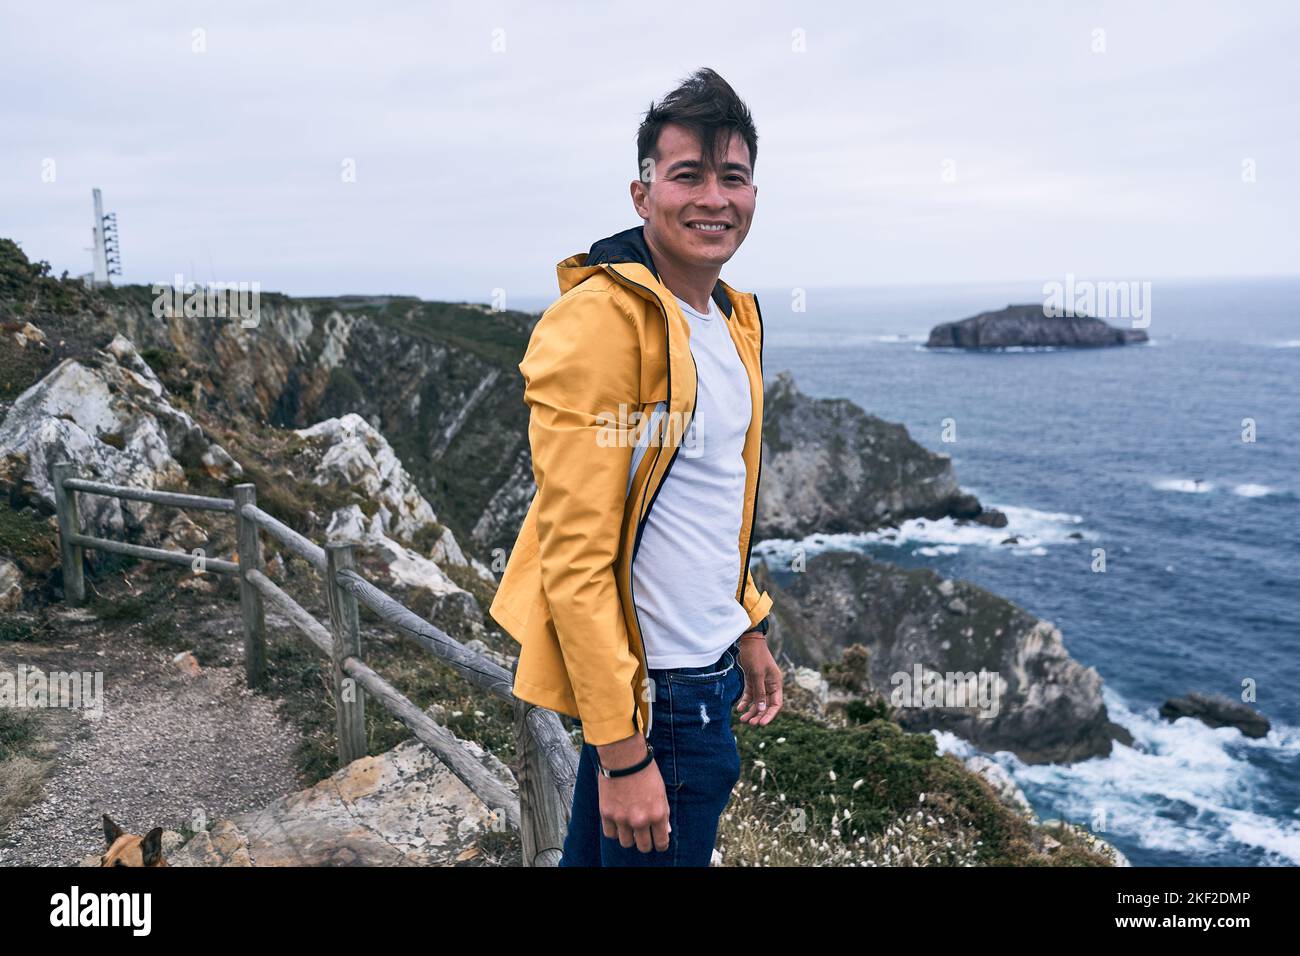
[597,743,655,778]
[744,615,770,637]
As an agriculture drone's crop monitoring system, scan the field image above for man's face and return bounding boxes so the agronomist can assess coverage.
[632,122,757,269]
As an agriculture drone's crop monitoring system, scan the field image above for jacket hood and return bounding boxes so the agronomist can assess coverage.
[574,224,734,318]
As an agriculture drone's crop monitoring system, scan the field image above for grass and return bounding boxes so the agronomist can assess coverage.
[0,618,41,642]
[720,711,1114,866]
[0,686,51,847]
[0,505,56,562]
[0,333,53,401]
[0,707,39,763]
[265,591,520,791]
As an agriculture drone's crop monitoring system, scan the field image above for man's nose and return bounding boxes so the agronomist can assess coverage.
[693,174,728,207]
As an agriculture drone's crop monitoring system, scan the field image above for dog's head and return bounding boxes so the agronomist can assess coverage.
[101,814,169,867]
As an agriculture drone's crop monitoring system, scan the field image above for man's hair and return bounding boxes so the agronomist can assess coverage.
[636,67,758,182]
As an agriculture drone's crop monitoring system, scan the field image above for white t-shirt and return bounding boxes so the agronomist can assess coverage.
[630,294,755,668]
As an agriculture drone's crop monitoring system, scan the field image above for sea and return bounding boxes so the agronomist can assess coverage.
[742,277,1300,867]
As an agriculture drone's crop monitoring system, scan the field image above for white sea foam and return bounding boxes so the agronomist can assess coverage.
[1152,478,1283,497]
[932,686,1300,865]
[872,333,929,344]
[750,502,1092,565]
[1232,483,1274,498]
[1153,477,1215,494]
[1268,339,1300,348]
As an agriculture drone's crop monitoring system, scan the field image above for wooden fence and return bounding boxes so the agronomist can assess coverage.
[51,462,577,866]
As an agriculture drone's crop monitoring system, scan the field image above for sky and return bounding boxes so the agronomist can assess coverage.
[2,0,1297,304]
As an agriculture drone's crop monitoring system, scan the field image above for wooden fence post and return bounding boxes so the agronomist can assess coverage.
[512,698,568,866]
[52,463,85,605]
[326,543,367,767]
[233,484,266,689]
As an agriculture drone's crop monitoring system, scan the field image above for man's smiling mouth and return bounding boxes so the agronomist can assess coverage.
[686,221,731,232]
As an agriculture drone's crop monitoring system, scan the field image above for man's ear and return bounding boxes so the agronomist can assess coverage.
[630,179,649,219]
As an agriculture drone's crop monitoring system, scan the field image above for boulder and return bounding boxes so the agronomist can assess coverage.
[1160,692,1270,738]
[0,557,22,610]
[294,413,436,544]
[0,334,241,542]
[225,738,513,866]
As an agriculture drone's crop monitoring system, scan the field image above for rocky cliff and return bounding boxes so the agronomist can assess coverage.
[752,551,1132,764]
[0,238,1127,866]
[757,371,1002,537]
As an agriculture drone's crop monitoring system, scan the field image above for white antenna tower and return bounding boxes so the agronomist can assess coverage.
[85,188,121,288]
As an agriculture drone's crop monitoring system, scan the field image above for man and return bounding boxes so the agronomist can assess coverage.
[489,67,783,866]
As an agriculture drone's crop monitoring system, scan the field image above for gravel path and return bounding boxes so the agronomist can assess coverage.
[0,603,303,866]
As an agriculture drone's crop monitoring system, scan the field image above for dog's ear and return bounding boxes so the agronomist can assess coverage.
[140,827,165,867]
[103,814,123,848]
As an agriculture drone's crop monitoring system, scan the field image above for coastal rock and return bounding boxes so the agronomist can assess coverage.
[1160,692,1270,738]
[323,504,485,634]
[293,412,494,626]
[0,557,23,610]
[294,413,438,545]
[759,550,1130,764]
[0,334,241,542]
[757,371,1003,537]
[926,304,1149,349]
[963,755,1034,818]
[224,738,512,866]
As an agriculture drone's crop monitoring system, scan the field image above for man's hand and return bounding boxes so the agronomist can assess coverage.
[595,733,671,852]
[736,634,783,726]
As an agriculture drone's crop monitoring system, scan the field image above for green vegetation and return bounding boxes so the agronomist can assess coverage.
[0,506,55,561]
[0,238,94,317]
[728,712,1112,866]
[263,605,519,791]
[0,618,40,642]
[0,333,53,400]
[0,707,39,763]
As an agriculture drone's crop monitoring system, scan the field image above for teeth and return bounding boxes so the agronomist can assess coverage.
[690,223,728,231]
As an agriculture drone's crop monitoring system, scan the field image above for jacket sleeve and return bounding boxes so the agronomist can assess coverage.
[742,567,773,631]
[518,288,643,746]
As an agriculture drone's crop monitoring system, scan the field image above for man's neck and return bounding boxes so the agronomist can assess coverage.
[643,229,720,315]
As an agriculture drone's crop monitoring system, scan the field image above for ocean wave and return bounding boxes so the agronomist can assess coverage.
[1152,478,1287,498]
[1232,483,1275,497]
[1268,340,1300,348]
[1153,477,1215,494]
[872,333,929,344]
[934,686,1300,865]
[750,503,1093,564]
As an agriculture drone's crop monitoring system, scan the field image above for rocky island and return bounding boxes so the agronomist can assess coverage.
[926,303,1149,349]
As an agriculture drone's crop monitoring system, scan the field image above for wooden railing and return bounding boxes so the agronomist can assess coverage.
[51,462,576,866]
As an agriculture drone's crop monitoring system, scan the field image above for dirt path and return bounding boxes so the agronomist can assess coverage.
[0,602,303,866]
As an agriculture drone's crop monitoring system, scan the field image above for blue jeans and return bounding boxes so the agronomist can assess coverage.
[559,640,746,867]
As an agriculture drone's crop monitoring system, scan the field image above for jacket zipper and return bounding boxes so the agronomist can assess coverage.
[737,293,765,606]
[601,264,695,742]
[602,265,760,741]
